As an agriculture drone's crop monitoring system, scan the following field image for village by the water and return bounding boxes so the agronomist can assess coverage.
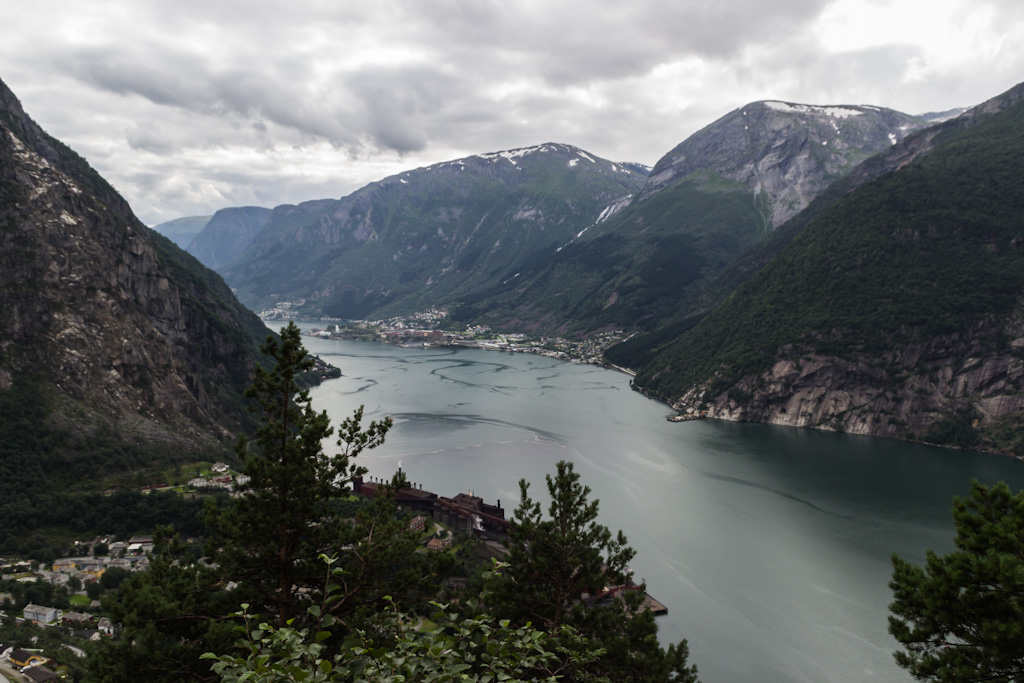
[263,303,707,422]
[260,303,634,368]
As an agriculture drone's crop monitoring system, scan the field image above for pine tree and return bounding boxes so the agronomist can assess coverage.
[85,530,238,683]
[491,460,699,683]
[206,322,391,626]
[889,480,1024,682]
[497,460,633,629]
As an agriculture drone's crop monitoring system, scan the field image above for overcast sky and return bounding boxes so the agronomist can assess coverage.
[3,0,1023,225]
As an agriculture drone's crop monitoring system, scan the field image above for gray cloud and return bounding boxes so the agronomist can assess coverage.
[2,0,1022,224]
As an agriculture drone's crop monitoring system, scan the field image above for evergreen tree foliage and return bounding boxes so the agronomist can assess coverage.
[318,474,455,631]
[491,460,699,683]
[889,480,1024,682]
[84,530,239,683]
[497,460,634,629]
[205,322,392,626]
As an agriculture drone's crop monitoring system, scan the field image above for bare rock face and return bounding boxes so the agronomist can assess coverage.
[672,315,1024,451]
[0,76,266,451]
[641,101,930,228]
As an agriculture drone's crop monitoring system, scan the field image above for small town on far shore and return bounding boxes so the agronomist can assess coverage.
[259,302,637,370]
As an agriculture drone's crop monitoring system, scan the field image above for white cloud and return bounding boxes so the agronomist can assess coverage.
[2,0,1023,224]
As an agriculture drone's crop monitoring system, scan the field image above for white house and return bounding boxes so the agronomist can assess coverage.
[23,603,61,623]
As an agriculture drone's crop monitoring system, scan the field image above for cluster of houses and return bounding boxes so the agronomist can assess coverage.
[0,611,116,681]
[1,537,155,592]
[3,646,60,682]
[187,462,249,492]
[35,536,154,588]
[16,605,114,635]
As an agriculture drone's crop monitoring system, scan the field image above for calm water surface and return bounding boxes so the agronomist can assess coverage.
[294,327,1024,683]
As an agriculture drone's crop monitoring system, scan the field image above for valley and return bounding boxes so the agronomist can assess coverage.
[4,49,1024,683]
[172,80,1024,457]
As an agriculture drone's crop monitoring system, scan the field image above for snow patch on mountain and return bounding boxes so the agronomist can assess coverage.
[477,143,562,165]
[764,101,864,119]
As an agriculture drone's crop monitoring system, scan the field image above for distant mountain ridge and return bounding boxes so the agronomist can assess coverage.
[625,81,1024,455]
[639,100,928,226]
[0,75,267,460]
[917,107,970,123]
[445,100,932,335]
[151,214,211,248]
[213,103,932,336]
[187,206,272,269]
[222,143,649,320]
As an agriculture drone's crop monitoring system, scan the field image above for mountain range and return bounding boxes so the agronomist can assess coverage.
[450,101,929,333]
[10,65,1024,457]
[152,214,211,249]
[184,102,927,337]
[186,206,272,269]
[221,143,649,321]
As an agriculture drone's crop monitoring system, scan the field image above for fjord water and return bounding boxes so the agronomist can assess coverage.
[297,329,1024,683]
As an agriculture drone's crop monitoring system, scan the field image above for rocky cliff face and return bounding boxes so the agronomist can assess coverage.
[640,101,930,228]
[0,76,267,451]
[673,314,1024,449]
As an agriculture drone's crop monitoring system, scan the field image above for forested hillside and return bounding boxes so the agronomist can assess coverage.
[222,144,648,321]
[628,81,1024,454]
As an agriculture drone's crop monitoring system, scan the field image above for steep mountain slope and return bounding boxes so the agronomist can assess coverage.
[221,144,648,320]
[630,81,1024,455]
[0,75,268,467]
[640,101,928,226]
[152,214,211,248]
[187,206,272,269]
[454,102,930,335]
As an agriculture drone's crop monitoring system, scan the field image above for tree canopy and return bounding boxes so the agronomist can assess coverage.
[889,480,1024,682]
[205,322,392,626]
[491,460,699,683]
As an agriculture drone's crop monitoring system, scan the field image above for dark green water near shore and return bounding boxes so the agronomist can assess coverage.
[296,327,1024,683]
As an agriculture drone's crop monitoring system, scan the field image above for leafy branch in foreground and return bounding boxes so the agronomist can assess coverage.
[205,559,603,683]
